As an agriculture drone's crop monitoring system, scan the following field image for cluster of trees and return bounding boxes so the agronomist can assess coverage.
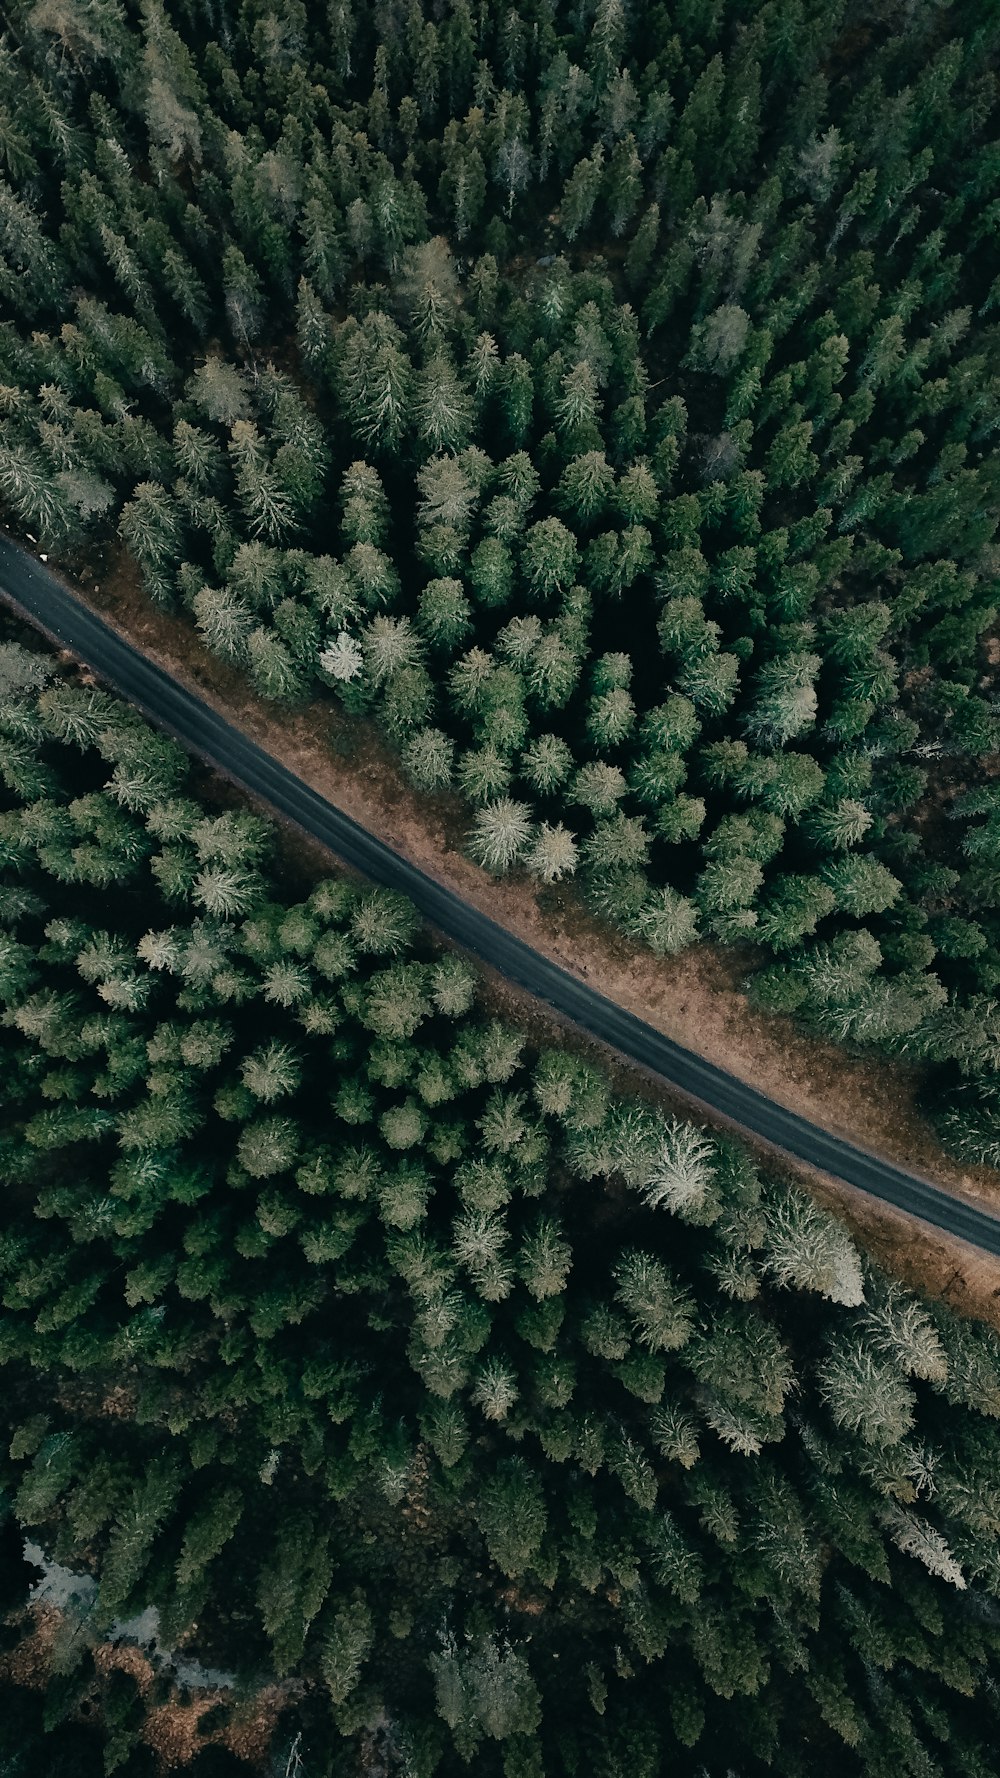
[2,0,1000,1158]
[5,629,1000,1775]
[2,0,1000,1747]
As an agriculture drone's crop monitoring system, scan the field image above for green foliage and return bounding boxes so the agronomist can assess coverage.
[2,639,999,1773]
[0,4,995,1105]
[2,1,1000,1768]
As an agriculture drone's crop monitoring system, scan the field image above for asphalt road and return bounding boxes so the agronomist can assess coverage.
[4,533,1000,1256]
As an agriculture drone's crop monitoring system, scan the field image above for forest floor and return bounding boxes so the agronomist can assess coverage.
[52,545,1000,1323]
[0,1595,287,1766]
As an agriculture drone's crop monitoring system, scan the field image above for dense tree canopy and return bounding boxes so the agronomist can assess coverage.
[3,629,1000,1774]
[2,0,1000,1768]
[0,0,998,1157]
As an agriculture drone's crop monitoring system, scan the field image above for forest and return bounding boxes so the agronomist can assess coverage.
[2,0,1000,1770]
[4,620,1000,1775]
[1,0,1000,1162]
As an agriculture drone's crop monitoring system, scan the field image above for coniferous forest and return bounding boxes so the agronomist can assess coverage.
[5,622,1000,1776]
[3,0,1000,1771]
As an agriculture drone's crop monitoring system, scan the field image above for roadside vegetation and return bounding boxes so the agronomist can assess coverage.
[2,0,1000,1165]
[4,629,1000,1774]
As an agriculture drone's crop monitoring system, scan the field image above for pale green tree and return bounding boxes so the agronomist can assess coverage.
[417,577,472,650]
[241,1040,302,1103]
[362,614,424,687]
[430,955,477,1018]
[522,517,579,601]
[525,821,578,884]
[557,450,615,523]
[452,1208,514,1301]
[414,353,472,453]
[820,854,902,917]
[817,1339,916,1446]
[118,481,181,573]
[403,726,454,791]
[520,733,573,795]
[744,651,821,747]
[614,1251,694,1352]
[466,798,533,873]
[640,1121,717,1221]
[457,744,512,804]
[192,584,254,665]
[350,888,418,956]
[882,1506,966,1590]
[321,1594,373,1706]
[572,761,627,816]
[519,1217,572,1299]
[338,312,412,450]
[628,887,700,956]
[763,1189,865,1306]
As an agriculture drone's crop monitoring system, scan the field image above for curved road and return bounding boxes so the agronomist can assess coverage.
[3,533,1000,1257]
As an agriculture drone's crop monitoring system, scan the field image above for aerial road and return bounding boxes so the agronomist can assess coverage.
[4,532,1000,1257]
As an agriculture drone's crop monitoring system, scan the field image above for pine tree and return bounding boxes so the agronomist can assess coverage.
[559,147,605,242]
[192,584,254,664]
[605,134,642,236]
[525,822,578,884]
[476,1460,546,1577]
[639,1121,717,1221]
[628,887,699,956]
[403,725,454,790]
[175,1485,243,1588]
[339,312,412,451]
[744,650,821,746]
[466,799,532,873]
[453,1207,514,1301]
[557,450,615,524]
[614,1252,694,1353]
[520,733,573,795]
[763,1191,865,1306]
[414,352,473,453]
[817,1339,917,1447]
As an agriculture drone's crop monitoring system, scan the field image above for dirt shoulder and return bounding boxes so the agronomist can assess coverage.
[37,546,1000,1315]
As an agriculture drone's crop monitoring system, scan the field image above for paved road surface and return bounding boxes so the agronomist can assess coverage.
[3,533,1000,1256]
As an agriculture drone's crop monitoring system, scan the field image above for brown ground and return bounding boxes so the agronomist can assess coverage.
[0,1595,291,1768]
[17,544,1000,1315]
